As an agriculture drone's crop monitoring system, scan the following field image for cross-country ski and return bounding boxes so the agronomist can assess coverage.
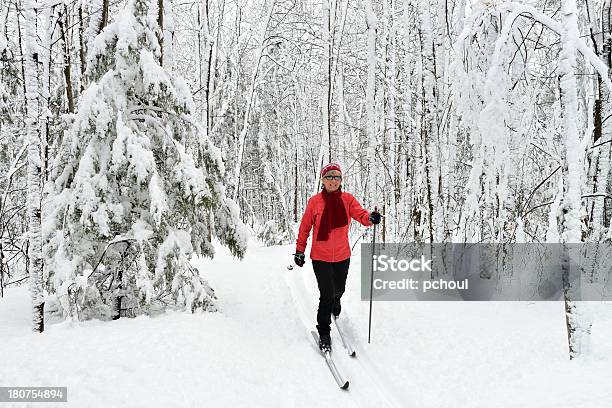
[333,315,356,357]
[311,331,350,390]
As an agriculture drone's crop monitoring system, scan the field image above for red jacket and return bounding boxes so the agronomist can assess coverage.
[296,191,372,262]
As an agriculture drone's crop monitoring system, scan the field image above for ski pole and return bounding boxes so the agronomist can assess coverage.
[368,206,377,344]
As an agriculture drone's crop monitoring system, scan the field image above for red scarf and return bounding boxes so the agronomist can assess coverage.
[316,188,348,241]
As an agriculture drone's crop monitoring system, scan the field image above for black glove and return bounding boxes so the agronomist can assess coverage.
[369,210,381,225]
[294,251,305,267]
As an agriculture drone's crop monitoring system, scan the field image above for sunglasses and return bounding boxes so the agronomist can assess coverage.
[323,175,342,181]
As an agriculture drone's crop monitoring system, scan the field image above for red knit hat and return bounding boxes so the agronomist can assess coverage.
[321,163,342,177]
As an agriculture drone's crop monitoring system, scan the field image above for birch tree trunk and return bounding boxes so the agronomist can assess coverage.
[559,0,591,359]
[158,0,164,65]
[323,0,331,161]
[365,0,377,207]
[199,0,213,132]
[417,0,437,244]
[23,0,44,333]
[59,6,75,113]
[78,1,86,91]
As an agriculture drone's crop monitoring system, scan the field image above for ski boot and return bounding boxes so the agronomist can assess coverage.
[319,333,332,353]
[332,298,341,318]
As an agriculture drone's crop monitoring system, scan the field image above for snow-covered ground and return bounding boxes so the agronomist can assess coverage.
[1,240,611,408]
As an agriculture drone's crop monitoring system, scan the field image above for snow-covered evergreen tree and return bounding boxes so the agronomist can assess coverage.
[43,0,247,321]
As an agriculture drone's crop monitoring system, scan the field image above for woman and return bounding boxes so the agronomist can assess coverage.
[293,163,380,352]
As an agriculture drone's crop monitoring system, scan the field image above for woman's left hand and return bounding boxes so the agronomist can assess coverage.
[369,210,381,225]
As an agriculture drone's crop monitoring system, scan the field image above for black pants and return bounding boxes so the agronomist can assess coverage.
[312,258,350,335]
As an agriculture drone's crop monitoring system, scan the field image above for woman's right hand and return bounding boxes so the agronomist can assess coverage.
[293,251,305,267]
